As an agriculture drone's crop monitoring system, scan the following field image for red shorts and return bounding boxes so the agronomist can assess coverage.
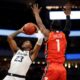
[42,63,66,80]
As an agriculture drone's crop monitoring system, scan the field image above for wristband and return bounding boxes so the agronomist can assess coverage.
[36,38,43,46]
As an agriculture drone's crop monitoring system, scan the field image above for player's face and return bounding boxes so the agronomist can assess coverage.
[22,41,32,51]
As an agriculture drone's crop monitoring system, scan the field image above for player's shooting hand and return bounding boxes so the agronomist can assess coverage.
[31,4,42,14]
[63,2,72,16]
[18,27,24,33]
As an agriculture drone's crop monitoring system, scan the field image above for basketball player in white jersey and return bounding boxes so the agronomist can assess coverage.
[3,26,44,80]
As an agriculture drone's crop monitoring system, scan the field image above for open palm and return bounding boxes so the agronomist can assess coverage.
[31,4,42,14]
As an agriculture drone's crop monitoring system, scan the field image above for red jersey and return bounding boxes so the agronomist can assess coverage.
[46,31,67,64]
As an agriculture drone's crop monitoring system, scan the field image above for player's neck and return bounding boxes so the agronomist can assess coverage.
[21,47,30,51]
[25,48,30,51]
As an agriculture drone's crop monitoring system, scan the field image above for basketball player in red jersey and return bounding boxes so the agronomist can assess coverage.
[32,3,71,80]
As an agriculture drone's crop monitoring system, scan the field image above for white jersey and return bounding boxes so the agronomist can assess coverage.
[8,49,32,76]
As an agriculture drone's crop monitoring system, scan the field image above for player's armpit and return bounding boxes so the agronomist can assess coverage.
[7,36,19,53]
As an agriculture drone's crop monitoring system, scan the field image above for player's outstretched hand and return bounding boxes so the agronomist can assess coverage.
[63,2,72,16]
[31,4,42,14]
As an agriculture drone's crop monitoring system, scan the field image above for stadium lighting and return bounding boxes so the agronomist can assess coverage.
[0,29,37,38]
[0,29,80,37]
[49,11,80,20]
[66,54,80,60]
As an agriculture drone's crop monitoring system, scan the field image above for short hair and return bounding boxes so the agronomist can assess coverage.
[24,40,32,45]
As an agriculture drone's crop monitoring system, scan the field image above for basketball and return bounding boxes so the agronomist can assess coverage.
[23,23,37,35]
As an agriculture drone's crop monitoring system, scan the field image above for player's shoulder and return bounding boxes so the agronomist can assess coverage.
[14,49,22,55]
[61,31,66,36]
[17,49,23,53]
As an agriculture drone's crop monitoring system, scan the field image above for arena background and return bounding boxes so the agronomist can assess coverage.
[0,0,80,80]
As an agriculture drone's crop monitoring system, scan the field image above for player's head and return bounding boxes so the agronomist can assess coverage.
[21,40,32,51]
[50,20,61,31]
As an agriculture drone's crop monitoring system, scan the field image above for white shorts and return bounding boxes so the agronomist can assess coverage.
[3,75,25,80]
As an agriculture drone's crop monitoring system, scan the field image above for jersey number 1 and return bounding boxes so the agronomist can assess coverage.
[56,39,60,52]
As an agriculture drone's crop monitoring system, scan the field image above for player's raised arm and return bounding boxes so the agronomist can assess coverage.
[30,30,44,61]
[31,4,50,37]
[7,28,24,53]
[63,3,72,37]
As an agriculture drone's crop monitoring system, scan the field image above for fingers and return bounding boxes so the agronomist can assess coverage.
[36,4,38,8]
[31,6,33,10]
[33,4,38,8]
[31,4,37,9]
[39,7,42,11]
[31,4,37,11]
[63,3,72,16]
[19,26,25,33]
[31,3,42,14]
[64,2,72,10]
[31,3,42,10]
